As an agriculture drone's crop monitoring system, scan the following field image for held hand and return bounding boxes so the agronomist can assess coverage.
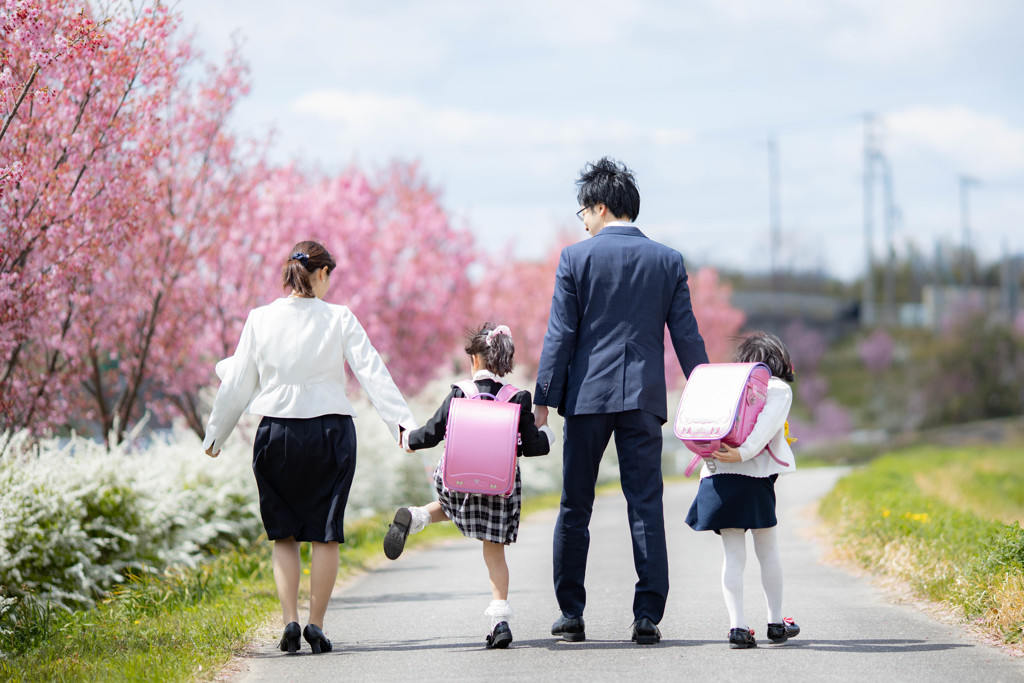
[404,446,415,454]
[713,444,742,463]
[534,404,549,427]
[205,446,220,458]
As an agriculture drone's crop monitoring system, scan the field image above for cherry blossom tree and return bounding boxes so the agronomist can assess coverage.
[73,42,263,445]
[1,1,188,439]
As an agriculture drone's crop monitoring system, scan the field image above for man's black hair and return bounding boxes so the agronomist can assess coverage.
[575,157,640,222]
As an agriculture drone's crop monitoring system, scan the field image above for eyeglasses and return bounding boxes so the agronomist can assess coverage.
[576,206,588,221]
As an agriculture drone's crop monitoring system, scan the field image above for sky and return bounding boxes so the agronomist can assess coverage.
[175,0,1024,281]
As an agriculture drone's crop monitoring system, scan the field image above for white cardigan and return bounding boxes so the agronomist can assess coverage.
[698,376,797,479]
[203,297,417,453]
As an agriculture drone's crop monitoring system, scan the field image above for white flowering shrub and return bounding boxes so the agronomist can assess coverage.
[0,423,261,615]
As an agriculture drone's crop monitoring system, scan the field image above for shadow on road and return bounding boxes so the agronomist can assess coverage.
[242,637,977,657]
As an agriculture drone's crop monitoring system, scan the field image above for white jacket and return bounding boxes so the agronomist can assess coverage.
[203,297,417,452]
[699,376,797,479]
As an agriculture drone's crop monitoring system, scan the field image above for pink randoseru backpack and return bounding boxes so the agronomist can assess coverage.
[674,362,773,477]
[441,380,521,496]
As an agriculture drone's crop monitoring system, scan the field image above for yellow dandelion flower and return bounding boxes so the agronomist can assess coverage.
[784,421,798,446]
[882,509,890,517]
[303,568,310,575]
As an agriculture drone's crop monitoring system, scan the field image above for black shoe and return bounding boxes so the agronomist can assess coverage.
[279,621,301,653]
[767,618,800,643]
[551,614,585,642]
[729,627,757,649]
[485,621,513,649]
[383,507,412,560]
[303,624,332,654]
[630,617,661,645]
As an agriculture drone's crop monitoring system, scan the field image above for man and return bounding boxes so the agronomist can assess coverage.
[534,157,708,645]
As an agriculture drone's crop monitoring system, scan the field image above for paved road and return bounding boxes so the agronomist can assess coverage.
[230,468,1024,682]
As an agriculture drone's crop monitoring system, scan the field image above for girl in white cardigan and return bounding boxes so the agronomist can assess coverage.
[204,240,417,655]
[684,331,800,649]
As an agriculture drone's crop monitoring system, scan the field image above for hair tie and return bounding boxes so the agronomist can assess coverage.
[485,325,512,346]
[291,252,309,264]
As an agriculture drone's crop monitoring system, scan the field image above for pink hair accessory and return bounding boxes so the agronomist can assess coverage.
[485,325,512,345]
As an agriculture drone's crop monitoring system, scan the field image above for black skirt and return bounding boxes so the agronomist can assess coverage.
[252,414,356,543]
[685,473,778,533]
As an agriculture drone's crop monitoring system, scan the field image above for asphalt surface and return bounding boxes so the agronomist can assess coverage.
[229,468,1024,682]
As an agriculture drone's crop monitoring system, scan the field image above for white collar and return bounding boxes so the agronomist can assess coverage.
[605,220,635,228]
[472,369,500,381]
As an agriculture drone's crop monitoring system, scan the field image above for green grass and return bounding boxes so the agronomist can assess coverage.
[0,542,279,682]
[819,443,1024,643]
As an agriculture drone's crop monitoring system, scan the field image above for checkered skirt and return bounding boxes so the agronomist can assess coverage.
[432,459,522,544]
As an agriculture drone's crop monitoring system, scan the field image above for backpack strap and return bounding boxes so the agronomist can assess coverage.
[494,383,519,403]
[453,380,479,399]
[765,444,789,467]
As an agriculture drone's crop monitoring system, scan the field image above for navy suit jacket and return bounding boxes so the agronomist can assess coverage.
[534,224,708,423]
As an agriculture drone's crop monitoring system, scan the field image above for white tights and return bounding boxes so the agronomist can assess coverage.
[720,527,783,629]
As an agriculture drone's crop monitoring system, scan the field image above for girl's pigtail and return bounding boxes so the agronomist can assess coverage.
[487,333,515,377]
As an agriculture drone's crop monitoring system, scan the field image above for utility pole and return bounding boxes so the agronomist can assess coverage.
[862,114,879,326]
[959,175,978,287]
[881,155,900,325]
[768,134,781,290]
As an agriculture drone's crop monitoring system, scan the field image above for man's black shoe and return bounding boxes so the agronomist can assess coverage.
[551,614,585,642]
[630,617,661,645]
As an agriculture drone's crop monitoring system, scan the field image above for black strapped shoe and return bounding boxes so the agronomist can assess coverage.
[729,627,757,649]
[486,621,513,649]
[767,618,800,643]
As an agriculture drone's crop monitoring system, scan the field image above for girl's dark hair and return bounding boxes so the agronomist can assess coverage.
[733,331,795,383]
[464,322,515,377]
[576,156,641,222]
[282,240,336,297]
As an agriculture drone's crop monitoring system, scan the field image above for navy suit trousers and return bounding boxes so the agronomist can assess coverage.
[552,409,669,623]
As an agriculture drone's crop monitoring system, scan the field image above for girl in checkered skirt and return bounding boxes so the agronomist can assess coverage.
[383,322,555,649]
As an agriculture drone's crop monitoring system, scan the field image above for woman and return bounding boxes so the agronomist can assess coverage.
[203,240,416,654]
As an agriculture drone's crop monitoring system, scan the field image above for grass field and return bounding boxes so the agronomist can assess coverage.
[819,442,1024,644]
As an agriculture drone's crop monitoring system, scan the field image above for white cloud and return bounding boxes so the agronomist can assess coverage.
[887,105,1024,176]
[292,89,696,151]
[707,0,1003,66]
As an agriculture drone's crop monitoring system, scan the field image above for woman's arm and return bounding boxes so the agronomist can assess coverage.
[203,312,260,455]
[341,311,417,441]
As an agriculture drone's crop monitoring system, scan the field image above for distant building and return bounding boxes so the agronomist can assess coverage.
[730,290,859,341]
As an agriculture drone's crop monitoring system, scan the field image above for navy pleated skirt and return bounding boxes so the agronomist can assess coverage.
[252,414,356,543]
[685,473,778,533]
